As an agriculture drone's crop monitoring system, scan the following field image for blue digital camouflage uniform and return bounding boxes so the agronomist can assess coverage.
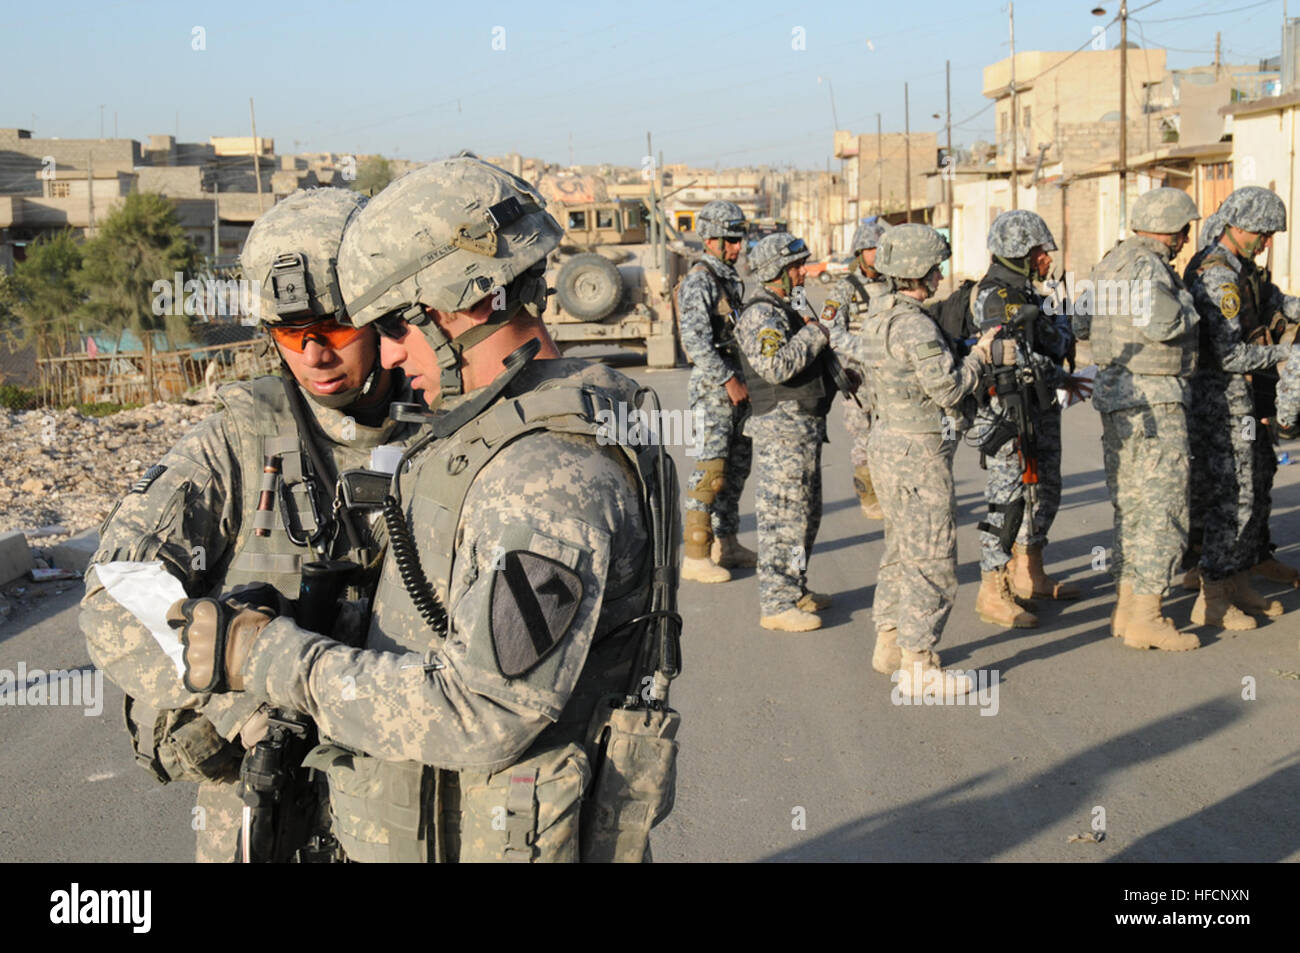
[1185,243,1299,580]
[677,253,751,541]
[735,291,831,617]
[971,262,1071,571]
[833,292,987,652]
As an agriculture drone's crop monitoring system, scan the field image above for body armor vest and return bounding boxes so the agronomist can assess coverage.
[1090,238,1198,377]
[861,295,954,433]
[736,291,835,418]
[322,363,662,863]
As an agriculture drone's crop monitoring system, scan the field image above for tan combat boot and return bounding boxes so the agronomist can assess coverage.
[873,629,939,674]
[797,590,833,612]
[760,607,822,632]
[1111,580,1134,638]
[682,510,730,584]
[976,568,1039,628]
[1008,543,1081,600]
[1122,593,1199,651]
[894,648,973,699]
[1230,571,1284,617]
[711,535,758,569]
[1190,576,1257,631]
[1253,556,1300,588]
[853,465,883,520]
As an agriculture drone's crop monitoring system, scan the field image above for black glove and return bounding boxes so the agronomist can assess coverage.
[166,587,286,693]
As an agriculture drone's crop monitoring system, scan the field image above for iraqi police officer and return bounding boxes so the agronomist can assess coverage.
[1185,186,1300,628]
[821,217,890,519]
[678,200,755,584]
[972,210,1079,628]
[735,232,835,632]
[1085,188,1201,651]
[832,224,1002,693]
[81,188,414,861]
[165,155,678,863]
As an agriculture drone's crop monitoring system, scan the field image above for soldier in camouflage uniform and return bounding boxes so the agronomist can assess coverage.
[1083,188,1201,651]
[678,200,755,584]
[971,210,1079,629]
[80,188,414,861]
[821,218,890,519]
[831,224,1002,695]
[166,156,678,863]
[1185,186,1300,629]
[735,232,836,632]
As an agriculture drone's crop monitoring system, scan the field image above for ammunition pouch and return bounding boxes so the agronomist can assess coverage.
[580,699,680,863]
[123,695,242,785]
[305,745,427,863]
[978,499,1026,555]
[977,415,1019,457]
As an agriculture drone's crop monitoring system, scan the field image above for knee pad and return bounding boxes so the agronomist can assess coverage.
[688,457,726,505]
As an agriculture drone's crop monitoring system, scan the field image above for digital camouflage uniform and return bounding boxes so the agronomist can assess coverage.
[678,252,751,541]
[834,290,986,652]
[735,278,833,619]
[1087,232,1198,596]
[1185,193,1299,583]
[82,378,410,861]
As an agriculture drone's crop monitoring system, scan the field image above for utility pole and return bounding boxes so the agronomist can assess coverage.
[86,154,95,236]
[946,59,955,291]
[904,82,912,223]
[113,111,118,139]
[1214,32,1221,80]
[1119,0,1129,235]
[646,132,658,269]
[212,178,220,265]
[876,113,883,215]
[1009,2,1019,209]
[99,104,105,139]
[249,97,264,213]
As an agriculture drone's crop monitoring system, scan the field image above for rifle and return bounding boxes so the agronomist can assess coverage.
[792,296,863,408]
[237,559,358,863]
[976,304,1053,554]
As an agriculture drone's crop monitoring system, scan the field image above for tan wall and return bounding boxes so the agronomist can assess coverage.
[1232,107,1300,292]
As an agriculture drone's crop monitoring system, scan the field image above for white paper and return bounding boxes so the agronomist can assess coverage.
[1057,363,1098,409]
[93,561,189,676]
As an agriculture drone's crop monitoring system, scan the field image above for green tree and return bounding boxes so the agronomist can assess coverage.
[351,155,394,195]
[78,191,200,400]
[1,231,85,359]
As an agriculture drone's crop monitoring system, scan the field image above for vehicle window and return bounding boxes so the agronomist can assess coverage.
[596,209,615,229]
[568,211,586,229]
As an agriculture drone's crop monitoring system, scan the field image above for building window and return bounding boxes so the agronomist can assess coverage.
[567,211,586,230]
[51,181,71,198]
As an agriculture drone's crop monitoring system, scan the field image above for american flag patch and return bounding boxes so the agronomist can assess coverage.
[130,464,167,494]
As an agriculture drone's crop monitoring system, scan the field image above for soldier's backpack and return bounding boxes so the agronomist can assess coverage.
[933,278,978,344]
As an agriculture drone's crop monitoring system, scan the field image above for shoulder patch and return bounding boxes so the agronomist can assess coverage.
[758,328,783,357]
[1218,284,1241,320]
[915,341,944,360]
[489,551,583,678]
[997,287,1008,299]
[130,464,168,494]
[820,300,840,322]
[1004,302,1021,322]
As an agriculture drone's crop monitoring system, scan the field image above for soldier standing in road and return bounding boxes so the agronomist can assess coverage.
[735,232,836,632]
[822,218,890,519]
[1084,188,1201,651]
[832,224,1002,693]
[81,188,414,861]
[678,200,755,584]
[165,156,678,863]
[972,210,1079,629]
[1185,186,1300,630]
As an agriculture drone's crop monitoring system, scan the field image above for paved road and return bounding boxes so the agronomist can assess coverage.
[3,310,1299,862]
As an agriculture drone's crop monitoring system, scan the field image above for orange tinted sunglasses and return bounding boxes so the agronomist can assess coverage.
[268,319,366,353]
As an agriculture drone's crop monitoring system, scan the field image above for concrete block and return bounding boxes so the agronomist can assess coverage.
[0,530,35,586]
[51,530,99,575]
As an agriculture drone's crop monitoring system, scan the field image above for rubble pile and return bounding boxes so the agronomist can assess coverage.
[0,400,218,546]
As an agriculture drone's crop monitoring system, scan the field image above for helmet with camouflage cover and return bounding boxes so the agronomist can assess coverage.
[987,209,1057,258]
[875,223,950,279]
[749,232,810,282]
[1221,186,1287,234]
[239,187,366,325]
[696,200,747,240]
[1130,188,1200,234]
[337,154,563,395]
[851,218,890,254]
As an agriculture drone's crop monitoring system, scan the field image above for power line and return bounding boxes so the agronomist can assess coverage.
[1141,0,1275,23]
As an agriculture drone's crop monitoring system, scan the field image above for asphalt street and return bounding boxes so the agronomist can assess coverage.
[3,289,1299,863]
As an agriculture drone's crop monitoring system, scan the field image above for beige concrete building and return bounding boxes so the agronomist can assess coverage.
[833,129,937,226]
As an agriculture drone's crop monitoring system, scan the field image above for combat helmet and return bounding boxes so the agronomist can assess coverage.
[240,187,366,326]
[875,223,950,280]
[851,217,890,254]
[1221,186,1287,234]
[337,155,563,395]
[749,232,810,283]
[696,200,747,240]
[987,210,1057,259]
[1130,188,1200,234]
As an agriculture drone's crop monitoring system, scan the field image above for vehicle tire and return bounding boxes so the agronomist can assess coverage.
[818,271,832,284]
[554,253,623,321]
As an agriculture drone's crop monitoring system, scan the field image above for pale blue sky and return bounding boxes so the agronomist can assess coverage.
[4,0,1290,168]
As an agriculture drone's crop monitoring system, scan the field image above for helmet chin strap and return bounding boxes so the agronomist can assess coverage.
[994,254,1032,277]
[416,297,529,398]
